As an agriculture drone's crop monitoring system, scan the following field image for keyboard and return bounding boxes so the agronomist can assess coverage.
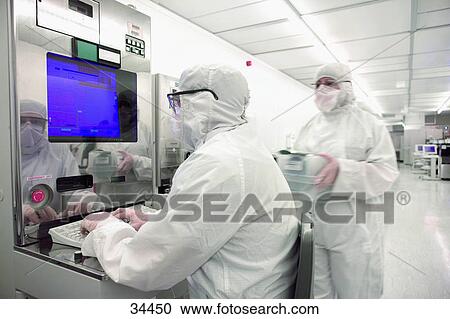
[49,205,159,248]
[49,220,86,248]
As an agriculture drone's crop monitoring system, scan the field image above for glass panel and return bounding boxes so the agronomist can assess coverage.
[15,0,153,241]
[153,74,188,194]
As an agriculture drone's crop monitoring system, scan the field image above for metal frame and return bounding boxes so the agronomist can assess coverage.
[6,0,22,247]
[0,0,16,298]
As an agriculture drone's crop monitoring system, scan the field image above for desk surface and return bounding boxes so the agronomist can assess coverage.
[15,237,107,280]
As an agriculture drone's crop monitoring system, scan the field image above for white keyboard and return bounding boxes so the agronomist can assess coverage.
[49,206,158,248]
[49,220,86,248]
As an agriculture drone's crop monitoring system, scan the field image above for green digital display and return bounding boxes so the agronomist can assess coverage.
[75,39,98,62]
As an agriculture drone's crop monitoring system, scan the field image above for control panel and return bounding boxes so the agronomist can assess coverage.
[125,35,145,57]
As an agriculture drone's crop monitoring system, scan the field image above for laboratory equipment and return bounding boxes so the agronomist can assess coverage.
[423,145,437,155]
[276,151,328,195]
[413,145,440,180]
[3,0,187,299]
[419,154,440,180]
[412,144,427,173]
[417,145,440,180]
[14,0,155,237]
[27,184,54,210]
[414,144,424,153]
[439,144,450,180]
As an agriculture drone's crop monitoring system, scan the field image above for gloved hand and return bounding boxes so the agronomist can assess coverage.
[63,192,99,217]
[24,204,58,225]
[80,212,118,234]
[117,150,135,175]
[112,207,149,231]
[315,153,339,189]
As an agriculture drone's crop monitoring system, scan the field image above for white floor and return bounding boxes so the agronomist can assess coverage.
[383,165,450,298]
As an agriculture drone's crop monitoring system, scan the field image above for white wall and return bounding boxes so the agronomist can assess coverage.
[118,0,318,151]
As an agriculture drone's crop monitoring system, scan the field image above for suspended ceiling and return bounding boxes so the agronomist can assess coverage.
[151,0,450,117]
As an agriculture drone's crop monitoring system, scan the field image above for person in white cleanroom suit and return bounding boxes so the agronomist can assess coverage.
[80,65,299,298]
[20,100,80,225]
[294,63,399,298]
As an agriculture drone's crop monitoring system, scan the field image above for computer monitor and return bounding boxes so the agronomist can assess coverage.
[415,145,424,153]
[423,145,437,155]
[46,52,138,143]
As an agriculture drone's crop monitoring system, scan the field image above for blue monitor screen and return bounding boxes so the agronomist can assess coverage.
[418,145,423,151]
[46,53,137,142]
[424,146,436,153]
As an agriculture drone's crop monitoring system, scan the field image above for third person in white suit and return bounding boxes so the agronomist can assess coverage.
[294,63,399,298]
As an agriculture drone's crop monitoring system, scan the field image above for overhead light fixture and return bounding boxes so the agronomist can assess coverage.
[396,81,406,88]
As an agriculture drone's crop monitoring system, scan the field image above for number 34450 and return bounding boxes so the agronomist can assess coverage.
[130,303,172,315]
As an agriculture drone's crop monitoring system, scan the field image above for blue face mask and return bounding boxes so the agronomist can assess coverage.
[20,124,48,155]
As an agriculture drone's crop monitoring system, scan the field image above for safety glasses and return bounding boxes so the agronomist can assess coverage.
[314,78,351,90]
[20,117,47,133]
[167,89,219,114]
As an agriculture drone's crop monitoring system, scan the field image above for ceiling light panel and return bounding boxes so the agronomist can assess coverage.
[358,77,410,92]
[376,94,409,113]
[412,92,450,99]
[256,46,335,69]
[289,0,375,15]
[153,0,264,19]
[417,8,450,28]
[371,89,409,96]
[349,56,410,74]
[413,66,450,79]
[218,19,307,44]
[329,33,411,62]
[412,51,450,69]
[282,65,320,79]
[414,26,450,54]
[418,0,450,13]
[190,0,289,33]
[410,77,450,94]
[298,0,411,43]
[241,34,315,54]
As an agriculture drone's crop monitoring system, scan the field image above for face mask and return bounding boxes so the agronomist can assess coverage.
[169,111,196,153]
[170,94,210,152]
[21,124,47,155]
[315,85,346,113]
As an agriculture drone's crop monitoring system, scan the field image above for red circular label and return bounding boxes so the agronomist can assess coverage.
[31,190,46,203]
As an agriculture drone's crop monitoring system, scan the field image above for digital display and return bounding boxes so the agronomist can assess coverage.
[46,53,137,142]
[424,146,436,153]
[418,145,423,151]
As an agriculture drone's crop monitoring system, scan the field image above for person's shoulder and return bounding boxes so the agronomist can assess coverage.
[199,140,239,165]
[177,147,241,186]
